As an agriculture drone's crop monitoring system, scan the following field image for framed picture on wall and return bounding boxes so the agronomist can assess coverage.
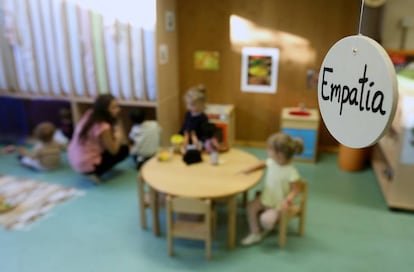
[241,47,279,93]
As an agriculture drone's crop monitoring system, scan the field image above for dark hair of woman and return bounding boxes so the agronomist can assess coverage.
[79,94,117,142]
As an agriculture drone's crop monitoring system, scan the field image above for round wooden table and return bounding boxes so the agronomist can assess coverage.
[141,148,263,249]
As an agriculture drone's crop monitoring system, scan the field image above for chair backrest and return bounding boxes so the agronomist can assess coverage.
[166,195,213,259]
[167,196,211,215]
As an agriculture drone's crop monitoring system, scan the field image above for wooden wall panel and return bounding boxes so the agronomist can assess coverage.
[176,0,361,149]
[156,0,180,145]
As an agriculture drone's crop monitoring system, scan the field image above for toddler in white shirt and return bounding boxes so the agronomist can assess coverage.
[128,109,161,169]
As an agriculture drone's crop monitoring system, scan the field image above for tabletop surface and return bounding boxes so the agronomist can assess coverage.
[141,148,264,198]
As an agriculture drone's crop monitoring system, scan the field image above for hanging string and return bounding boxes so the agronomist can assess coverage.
[358,0,365,35]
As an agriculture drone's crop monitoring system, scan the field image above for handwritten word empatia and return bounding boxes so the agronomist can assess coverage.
[320,65,386,116]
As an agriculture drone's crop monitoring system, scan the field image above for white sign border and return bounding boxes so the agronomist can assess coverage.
[318,35,398,148]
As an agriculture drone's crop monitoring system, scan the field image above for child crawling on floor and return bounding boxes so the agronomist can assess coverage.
[17,122,65,171]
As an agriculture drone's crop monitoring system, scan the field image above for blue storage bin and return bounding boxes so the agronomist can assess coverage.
[282,128,317,160]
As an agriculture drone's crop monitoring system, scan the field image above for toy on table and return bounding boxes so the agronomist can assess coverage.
[170,134,184,154]
[157,147,173,162]
[181,131,203,165]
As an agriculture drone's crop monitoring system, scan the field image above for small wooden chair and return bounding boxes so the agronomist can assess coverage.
[166,195,215,260]
[278,179,308,248]
[137,173,160,236]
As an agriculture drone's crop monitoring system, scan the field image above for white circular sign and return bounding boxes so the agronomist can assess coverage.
[318,35,398,148]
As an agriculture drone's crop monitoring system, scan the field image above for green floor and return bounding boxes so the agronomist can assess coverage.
[1,147,414,272]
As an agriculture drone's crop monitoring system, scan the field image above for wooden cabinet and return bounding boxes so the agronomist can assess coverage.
[205,104,235,147]
[371,76,414,211]
[280,107,320,163]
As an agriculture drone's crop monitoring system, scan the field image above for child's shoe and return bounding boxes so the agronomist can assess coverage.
[241,233,262,246]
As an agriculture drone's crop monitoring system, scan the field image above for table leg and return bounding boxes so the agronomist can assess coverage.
[149,187,160,237]
[137,174,147,229]
[227,195,237,249]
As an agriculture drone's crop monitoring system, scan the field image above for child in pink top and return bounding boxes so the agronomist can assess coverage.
[68,94,129,184]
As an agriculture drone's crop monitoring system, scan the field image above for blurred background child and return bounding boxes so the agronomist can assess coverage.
[179,85,209,144]
[17,122,65,171]
[129,109,161,170]
[178,85,210,164]
[53,108,74,145]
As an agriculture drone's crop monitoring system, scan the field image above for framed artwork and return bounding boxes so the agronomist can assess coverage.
[241,47,279,93]
[194,51,219,70]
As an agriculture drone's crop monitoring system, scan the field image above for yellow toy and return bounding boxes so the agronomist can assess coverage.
[157,147,173,162]
[171,134,184,145]
[170,134,184,153]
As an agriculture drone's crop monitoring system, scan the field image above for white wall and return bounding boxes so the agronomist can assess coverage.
[382,0,414,49]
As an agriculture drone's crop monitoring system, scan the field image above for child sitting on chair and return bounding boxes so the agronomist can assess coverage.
[17,122,65,171]
[240,132,303,246]
[129,109,161,170]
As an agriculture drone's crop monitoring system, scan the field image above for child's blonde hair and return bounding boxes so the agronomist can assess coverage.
[184,85,206,105]
[34,122,56,143]
[267,132,304,160]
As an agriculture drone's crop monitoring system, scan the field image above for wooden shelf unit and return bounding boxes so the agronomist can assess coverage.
[0,0,180,146]
[371,76,414,211]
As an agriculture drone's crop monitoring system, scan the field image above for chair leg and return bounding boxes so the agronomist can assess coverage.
[278,213,287,248]
[150,187,160,237]
[168,239,173,257]
[298,212,306,236]
[206,209,212,260]
[138,175,147,229]
[206,237,211,260]
[167,197,173,256]
[211,208,217,239]
[227,196,237,250]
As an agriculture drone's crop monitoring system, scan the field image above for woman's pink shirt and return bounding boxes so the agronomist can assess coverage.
[68,110,111,173]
